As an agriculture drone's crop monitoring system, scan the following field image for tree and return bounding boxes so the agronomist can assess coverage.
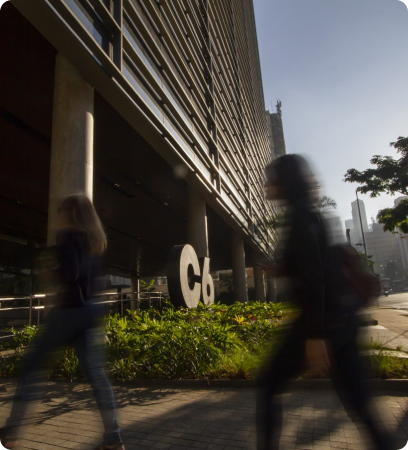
[344,136,408,233]
[317,195,337,210]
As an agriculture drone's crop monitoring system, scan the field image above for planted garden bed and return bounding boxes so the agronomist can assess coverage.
[2,302,407,381]
[0,301,284,381]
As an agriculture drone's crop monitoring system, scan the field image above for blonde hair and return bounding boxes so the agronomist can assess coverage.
[59,195,107,256]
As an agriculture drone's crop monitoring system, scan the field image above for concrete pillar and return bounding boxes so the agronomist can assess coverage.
[267,277,276,303]
[253,264,266,302]
[47,54,94,246]
[231,233,248,303]
[130,276,139,310]
[187,187,209,258]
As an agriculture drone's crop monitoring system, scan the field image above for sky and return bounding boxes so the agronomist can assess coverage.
[253,0,408,229]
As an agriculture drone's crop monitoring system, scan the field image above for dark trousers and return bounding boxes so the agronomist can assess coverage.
[256,314,396,450]
[5,303,121,445]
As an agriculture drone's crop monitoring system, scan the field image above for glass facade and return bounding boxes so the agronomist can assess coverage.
[43,0,275,255]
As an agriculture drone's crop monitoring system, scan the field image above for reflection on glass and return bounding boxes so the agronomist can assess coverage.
[222,188,247,226]
[123,16,162,84]
[163,117,196,162]
[62,0,109,53]
[194,158,211,182]
[127,0,161,47]
[192,127,209,156]
[220,168,246,212]
[123,60,163,121]
[162,82,192,131]
[162,52,190,97]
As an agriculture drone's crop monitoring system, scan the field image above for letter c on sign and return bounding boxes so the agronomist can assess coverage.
[167,244,201,308]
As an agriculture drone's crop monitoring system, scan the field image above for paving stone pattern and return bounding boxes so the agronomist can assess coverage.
[0,382,408,450]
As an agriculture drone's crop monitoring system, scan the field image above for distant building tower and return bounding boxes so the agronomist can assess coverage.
[266,100,286,160]
[351,199,369,246]
[345,218,357,246]
[324,214,345,245]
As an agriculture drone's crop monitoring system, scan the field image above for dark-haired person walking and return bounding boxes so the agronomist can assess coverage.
[256,154,396,450]
[1,195,125,450]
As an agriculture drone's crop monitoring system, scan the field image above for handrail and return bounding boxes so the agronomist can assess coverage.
[0,291,170,327]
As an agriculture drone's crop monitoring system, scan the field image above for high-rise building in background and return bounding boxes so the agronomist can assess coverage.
[345,197,408,286]
[351,199,369,246]
[324,214,345,245]
[0,0,276,304]
[344,219,357,247]
[266,101,286,160]
[365,223,404,279]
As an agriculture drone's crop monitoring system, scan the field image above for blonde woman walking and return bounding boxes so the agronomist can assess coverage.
[1,195,125,450]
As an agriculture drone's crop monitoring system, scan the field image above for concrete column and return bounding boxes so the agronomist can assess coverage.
[130,276,139,311]
[187,187,209,258]
[47,53,94,246]
[253,264,266,302]
[267,277,276,303]
[231,233,248,303]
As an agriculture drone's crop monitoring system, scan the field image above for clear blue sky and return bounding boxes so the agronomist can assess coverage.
[253,0,408,227]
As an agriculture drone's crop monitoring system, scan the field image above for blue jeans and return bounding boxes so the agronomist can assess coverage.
[5,303,121,445]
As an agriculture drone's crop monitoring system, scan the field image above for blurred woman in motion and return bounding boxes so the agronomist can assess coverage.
[1,195,125,450]
[256,154,396,450]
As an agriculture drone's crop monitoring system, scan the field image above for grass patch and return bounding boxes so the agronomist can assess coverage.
[367,341,408,379]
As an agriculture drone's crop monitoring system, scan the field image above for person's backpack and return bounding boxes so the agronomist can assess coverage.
[332,244,381,306]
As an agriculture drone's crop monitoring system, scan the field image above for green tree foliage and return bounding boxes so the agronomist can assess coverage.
[344,136,408,232]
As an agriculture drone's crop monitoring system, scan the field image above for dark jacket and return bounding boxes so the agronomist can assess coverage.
[55,228,102,307]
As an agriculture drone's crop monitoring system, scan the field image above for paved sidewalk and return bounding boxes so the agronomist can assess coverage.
[1,304,408,450]
[0,381,408,450]
[360,306,408,352]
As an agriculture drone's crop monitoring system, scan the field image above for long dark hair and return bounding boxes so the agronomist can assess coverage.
[59,195,107,256]
[265,154,319,204]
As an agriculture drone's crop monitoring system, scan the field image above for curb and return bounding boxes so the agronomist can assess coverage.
[0,377,406,393]
[110,378,408,392]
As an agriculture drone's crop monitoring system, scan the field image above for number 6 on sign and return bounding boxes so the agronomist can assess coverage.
[167,244,214,308]
[199,256,215,306]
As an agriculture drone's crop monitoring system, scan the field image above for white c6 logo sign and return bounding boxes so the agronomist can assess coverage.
[167,244,214,308]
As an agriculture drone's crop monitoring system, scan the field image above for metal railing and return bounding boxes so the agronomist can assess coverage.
[0,291,170,330]
[0,294,45,327]
[94,291,170,316]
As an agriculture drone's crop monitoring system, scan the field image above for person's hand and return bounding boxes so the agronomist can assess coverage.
[306,339,330,378]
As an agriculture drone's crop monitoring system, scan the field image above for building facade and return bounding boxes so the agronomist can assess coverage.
[1,0,275,303]
[365,223,405,279]
[351,199,369,247]
[266,102,286,160]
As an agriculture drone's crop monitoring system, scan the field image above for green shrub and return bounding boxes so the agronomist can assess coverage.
[0,301,284,380]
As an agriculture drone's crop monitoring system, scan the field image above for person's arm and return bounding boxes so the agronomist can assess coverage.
[291,208,325,338]
[291,208,330,377]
